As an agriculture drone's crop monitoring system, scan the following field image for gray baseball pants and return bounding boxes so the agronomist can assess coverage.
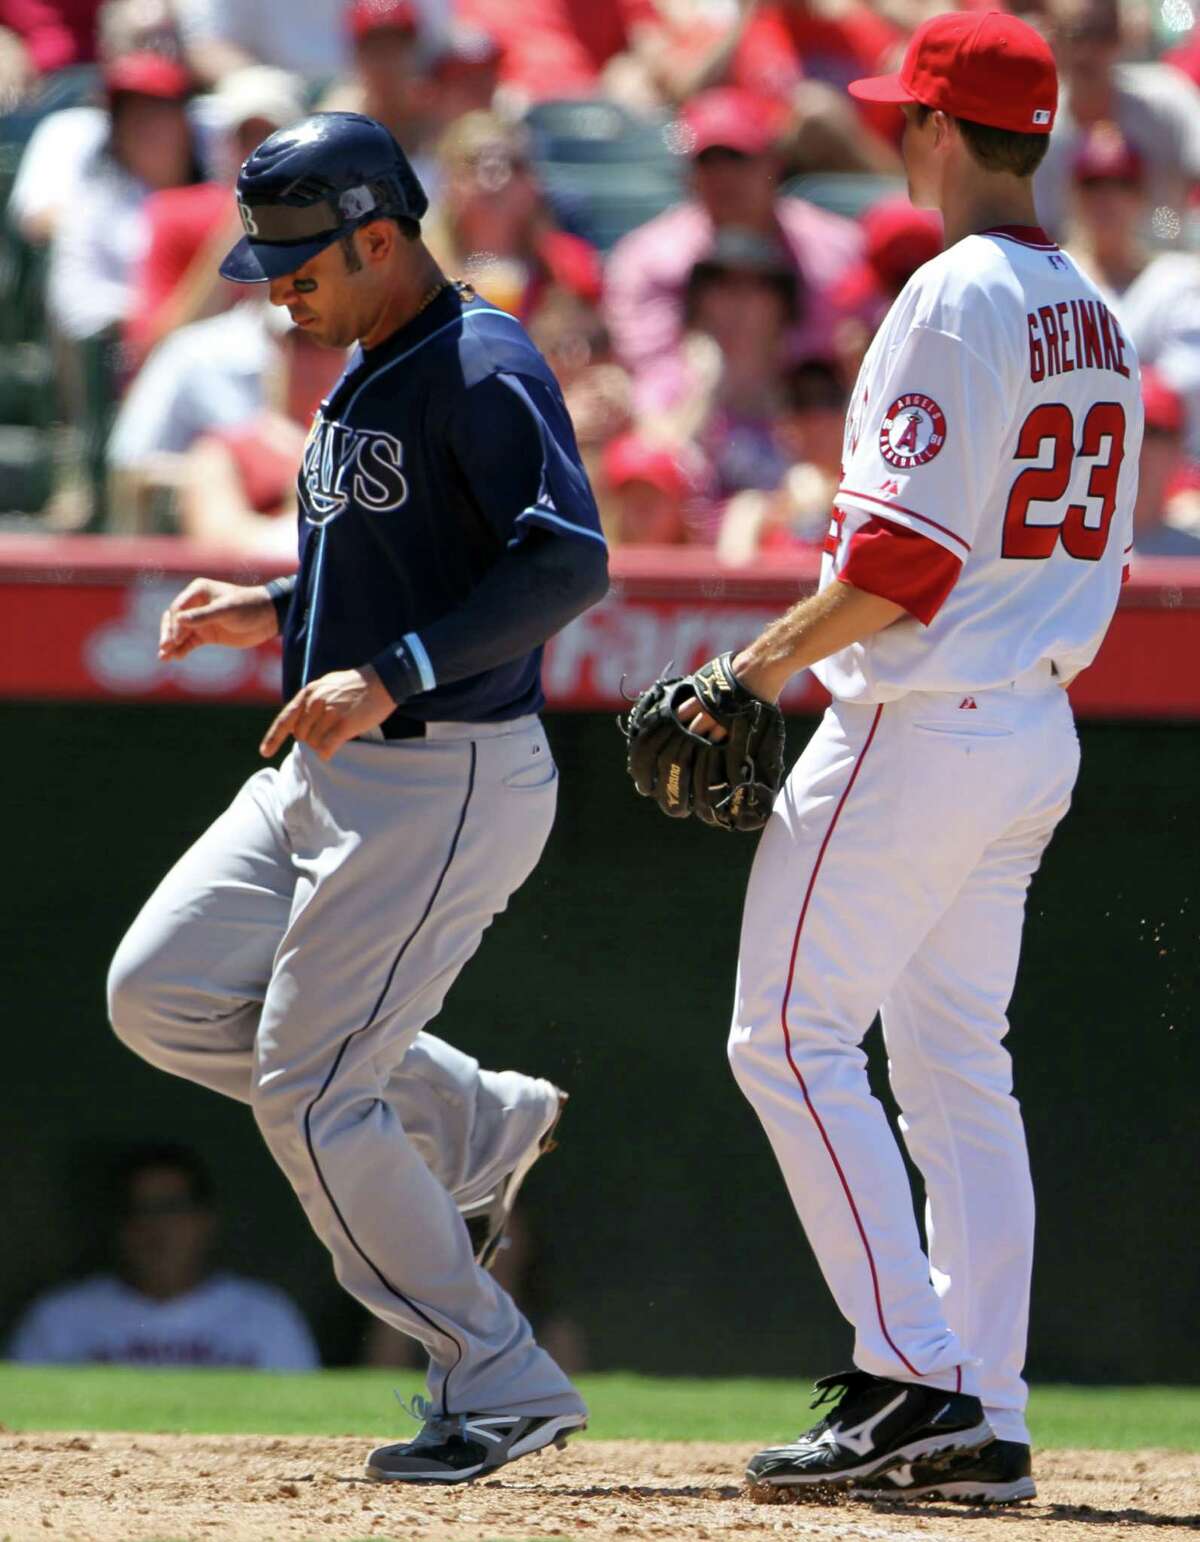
[107,716,585,1420]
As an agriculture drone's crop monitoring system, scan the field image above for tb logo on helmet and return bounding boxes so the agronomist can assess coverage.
[237,201,260,237]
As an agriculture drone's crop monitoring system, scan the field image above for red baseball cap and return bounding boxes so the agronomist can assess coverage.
[862,197,944,286]
[104,51,192,100]
[849,11,1057,135]
[603,435,692,500]
[679,88,787,157]
[347,0,417,39]
[1071,121,1143,184]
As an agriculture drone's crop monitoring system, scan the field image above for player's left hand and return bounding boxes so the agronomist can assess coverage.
[260,666,397,761]
[621,652,786,832]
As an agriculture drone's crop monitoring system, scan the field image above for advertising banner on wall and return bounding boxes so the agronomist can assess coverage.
[2,537,1199,718]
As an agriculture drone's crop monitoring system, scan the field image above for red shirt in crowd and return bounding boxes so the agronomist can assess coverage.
[455,0,656,98]
[1,0,103,71]
[125,182,234,365]
[732,2,902,138]
[206,417,300,515]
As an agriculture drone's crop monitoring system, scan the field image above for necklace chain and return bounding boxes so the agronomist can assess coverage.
[412,277,450,319]
[412,277,476,323]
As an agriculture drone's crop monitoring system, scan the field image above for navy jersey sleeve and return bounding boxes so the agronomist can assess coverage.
[447,370,606,550]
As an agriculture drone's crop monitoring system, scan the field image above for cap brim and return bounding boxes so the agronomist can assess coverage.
[847,72,917,105]
[218,233,338,284]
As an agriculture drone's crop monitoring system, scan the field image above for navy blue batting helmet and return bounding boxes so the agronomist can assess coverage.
[220,112,429,284]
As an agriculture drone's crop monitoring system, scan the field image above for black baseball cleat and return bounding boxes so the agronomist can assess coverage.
[366,1397,587,1483]
[745,1370,993,1491]
[462,1083,567,1270]
[853,1438,1035,1503]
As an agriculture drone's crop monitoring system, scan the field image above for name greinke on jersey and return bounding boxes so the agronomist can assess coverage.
[1026,299,1131,382]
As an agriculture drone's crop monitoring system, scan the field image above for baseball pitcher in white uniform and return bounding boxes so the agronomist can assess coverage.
[629,10,1142,1503]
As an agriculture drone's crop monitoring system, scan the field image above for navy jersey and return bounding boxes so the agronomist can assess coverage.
[281,286,605,724]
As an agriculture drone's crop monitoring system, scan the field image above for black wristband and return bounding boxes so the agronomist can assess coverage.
[371,637,427,706]
[264,576,296,635]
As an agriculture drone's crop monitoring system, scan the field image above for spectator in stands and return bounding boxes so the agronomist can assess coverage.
[320,0,439,194]
[604,87,861,418]
[8,88,110,246]
[830,194,943,380]
[1132,368,1200,557]
[600,431,698,546]
[7,1,184,246]
[832,194,943,333]
[124,65,305,368]
[1063,122,1200,467]
[669,0,904,166]
[730,0,900,104]
[717,357,845,563]
[427,20,504,129]
[646,229,797,541]
[106,299,291,530]
[176,320,345,552]
[526,287,632,491]
[45,52,201,343]
[6,1143,318,1369]
[0,0,104,88]
[176,0,449,87]
[453,0,662,110]
[1036,0,1200,243]
[423,111,604,328]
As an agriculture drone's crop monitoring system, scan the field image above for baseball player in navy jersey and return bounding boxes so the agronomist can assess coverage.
[106,113,607,1483]
[668,13,1142,1502]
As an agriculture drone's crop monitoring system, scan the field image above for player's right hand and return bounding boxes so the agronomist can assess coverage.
[159,579,279,661]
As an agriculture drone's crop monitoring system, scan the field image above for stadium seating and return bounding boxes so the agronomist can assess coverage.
[525,99,685,252]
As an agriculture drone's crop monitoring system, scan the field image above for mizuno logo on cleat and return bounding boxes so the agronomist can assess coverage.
[818,1391,907,1455]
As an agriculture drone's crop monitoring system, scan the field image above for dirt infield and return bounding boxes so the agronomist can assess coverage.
[1,1434,1197,1542]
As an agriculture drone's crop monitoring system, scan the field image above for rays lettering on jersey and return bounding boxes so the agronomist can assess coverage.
[299,411,409,525]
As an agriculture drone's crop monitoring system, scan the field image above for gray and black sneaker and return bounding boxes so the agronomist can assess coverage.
[853,1439,1035,1503]
[366,1395,587,1484]
[746,1370,992,1491]
[462,1083,567,1270]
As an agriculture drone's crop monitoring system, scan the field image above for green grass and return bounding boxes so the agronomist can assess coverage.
[0,1368,1196,1450]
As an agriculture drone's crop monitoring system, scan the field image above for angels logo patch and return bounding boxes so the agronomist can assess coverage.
[879,393,946,469]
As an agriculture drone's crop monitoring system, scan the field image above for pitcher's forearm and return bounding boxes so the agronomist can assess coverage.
[733,581,906,701]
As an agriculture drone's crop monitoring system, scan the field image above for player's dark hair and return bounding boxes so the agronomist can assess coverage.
[913,104,1049,178]
[111,1142,214,1213]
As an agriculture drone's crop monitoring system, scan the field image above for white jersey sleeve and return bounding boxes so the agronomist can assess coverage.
[837,319,1013,564]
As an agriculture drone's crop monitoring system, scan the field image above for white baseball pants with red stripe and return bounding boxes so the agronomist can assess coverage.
[729,670,1079,1444]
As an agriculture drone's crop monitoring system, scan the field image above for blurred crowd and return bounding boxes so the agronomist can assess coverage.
[0,0,1197,558]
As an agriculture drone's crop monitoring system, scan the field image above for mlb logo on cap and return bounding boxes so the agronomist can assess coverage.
[849,11,1058,135]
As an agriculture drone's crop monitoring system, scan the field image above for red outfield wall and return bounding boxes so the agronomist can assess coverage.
[2,535,1199,718]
